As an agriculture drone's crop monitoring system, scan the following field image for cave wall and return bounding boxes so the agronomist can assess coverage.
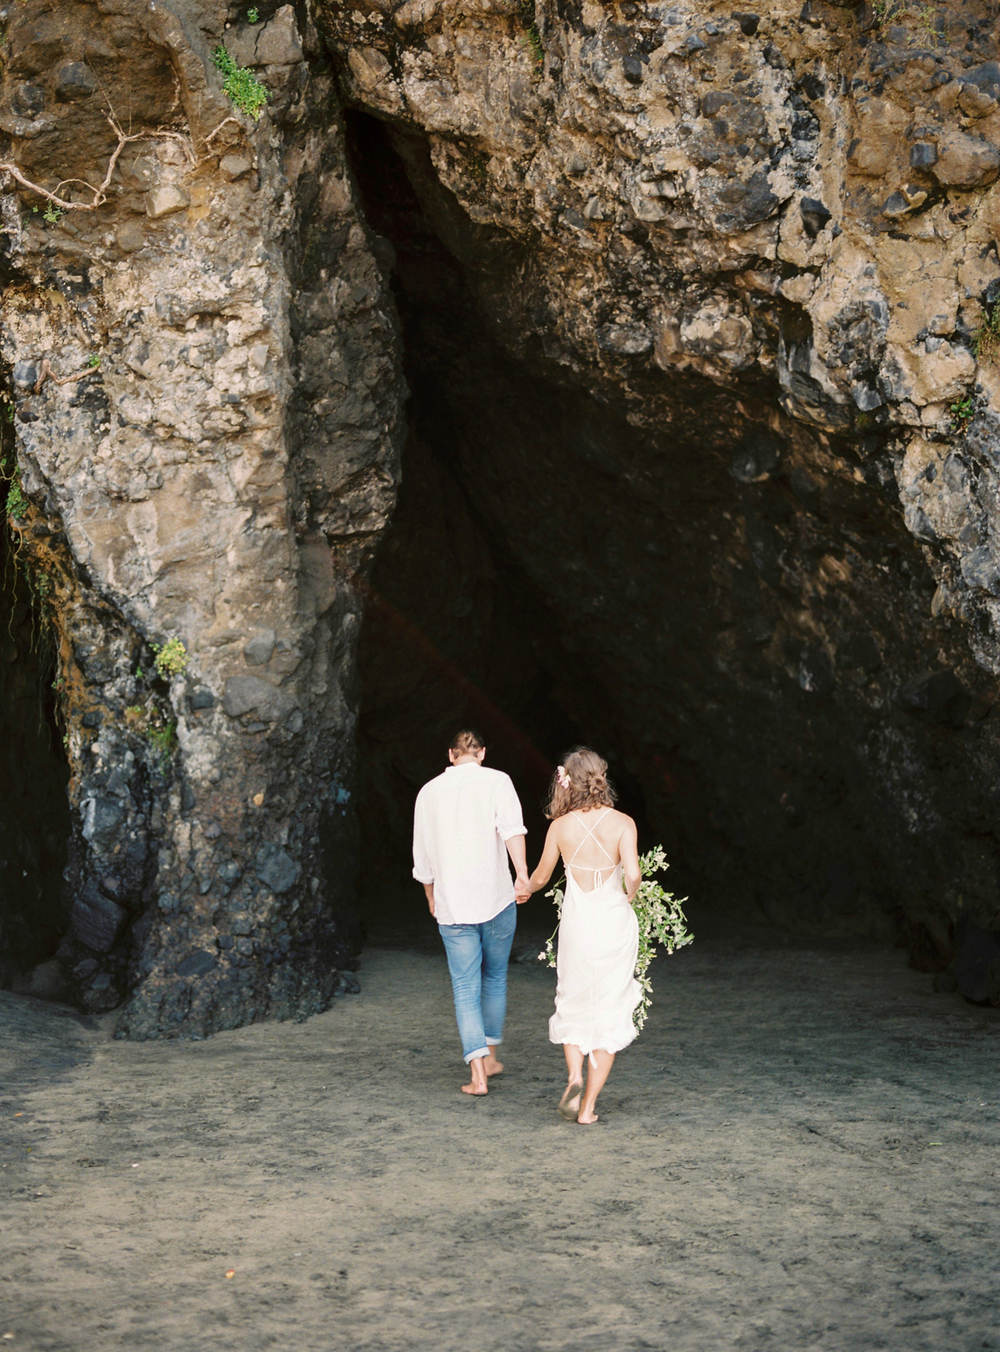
[325,1,1000,978]
[3,0,1000,1031]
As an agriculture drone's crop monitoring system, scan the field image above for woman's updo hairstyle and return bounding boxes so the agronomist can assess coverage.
[545,747,617,819]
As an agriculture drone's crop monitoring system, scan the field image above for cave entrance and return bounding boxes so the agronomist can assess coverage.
[347,111,656,942]
[0,458,71,996]
[347,109,972,964]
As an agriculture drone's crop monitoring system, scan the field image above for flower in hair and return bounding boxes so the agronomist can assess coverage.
[556,765,571,789]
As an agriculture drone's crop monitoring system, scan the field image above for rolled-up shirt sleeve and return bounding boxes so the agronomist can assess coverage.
[412,790,435,884]
[495,774,527,841]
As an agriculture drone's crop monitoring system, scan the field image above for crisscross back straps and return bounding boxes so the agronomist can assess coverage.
[567,809,616,886]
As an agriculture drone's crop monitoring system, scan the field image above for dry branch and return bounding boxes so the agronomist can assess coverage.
[33,359,100,393]
[0,113,246,213]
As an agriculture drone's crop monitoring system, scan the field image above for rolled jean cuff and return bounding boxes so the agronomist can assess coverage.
[486,1037,502,1046]
[464,1046,489,1064]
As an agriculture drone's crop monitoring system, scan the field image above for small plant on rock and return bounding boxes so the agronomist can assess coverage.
[42,203,62,224]
[950,395,975,432]
[5,473,28,521]
[213,44,269,119]
[147,720,177,771]
[974,304,1000,363]
[87,353,101,369]
[518,0,544,68]
[151,637,188,678]
[247,6,259,21]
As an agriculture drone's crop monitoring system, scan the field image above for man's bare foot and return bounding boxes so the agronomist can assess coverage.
[577,1108,599,1124]
[483,1053,504,1077]
[461,1059,488,1095]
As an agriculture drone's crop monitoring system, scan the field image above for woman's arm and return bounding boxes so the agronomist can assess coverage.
[526,822,563,894]
[619,816,641,903]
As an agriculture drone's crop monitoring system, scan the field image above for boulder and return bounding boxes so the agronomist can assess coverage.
[931,131,1000,189]
[958,62,1000,118]
[54,62,98,101]
[255,843,299,894]
[146,185,190,219]
[71,885,127,952]
[243,629,277,666]
[954,927,1000,1005]
[894,670,971,727]
[176,951,218,977]
[222,674,297,721]
[81,795,125,848]
[12,959,68,1002]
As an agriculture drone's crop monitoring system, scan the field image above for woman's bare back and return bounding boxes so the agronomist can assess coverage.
[554,808,632,891]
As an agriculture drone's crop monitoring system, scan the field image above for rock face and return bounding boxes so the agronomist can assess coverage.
[0,0,404,1033]
[2,0,1000,1029]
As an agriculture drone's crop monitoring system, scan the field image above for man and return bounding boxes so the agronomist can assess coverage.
[412,729,530,1096]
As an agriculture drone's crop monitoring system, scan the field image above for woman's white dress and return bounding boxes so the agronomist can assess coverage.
[548,811,641,1059]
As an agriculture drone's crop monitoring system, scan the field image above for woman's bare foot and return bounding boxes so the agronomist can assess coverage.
[461,1058,489,1095]
[558,1081,583,1120]
[483,1053,504,1077]
[577,1109,599,1124]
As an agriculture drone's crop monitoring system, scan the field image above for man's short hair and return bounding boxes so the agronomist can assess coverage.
[450,728,485,755]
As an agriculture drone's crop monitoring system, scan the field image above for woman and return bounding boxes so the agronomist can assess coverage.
[524,748,642,1124]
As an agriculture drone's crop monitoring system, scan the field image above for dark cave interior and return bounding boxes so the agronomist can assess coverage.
[346,108,1000,967]
[0,506,70,988]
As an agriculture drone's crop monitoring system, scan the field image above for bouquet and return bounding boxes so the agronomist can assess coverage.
[538,845,693,1031]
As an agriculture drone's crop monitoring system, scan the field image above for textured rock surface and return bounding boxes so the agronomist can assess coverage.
[0,0,404,1034]
[332,0,1000,978]
[3,0,1000,1029]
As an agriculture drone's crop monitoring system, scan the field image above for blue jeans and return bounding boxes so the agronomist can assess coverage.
[438,903,517,1063]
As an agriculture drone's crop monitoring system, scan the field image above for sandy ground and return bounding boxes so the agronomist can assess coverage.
[1,917,998,1352]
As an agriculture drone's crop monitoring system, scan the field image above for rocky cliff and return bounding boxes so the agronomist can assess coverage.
[3,0,1000,1033]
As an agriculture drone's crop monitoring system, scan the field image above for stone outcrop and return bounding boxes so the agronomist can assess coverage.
[2,0,1000,1027]
[0,0,404,1033]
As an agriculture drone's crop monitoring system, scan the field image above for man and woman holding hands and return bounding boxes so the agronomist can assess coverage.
[412,730,642,1124]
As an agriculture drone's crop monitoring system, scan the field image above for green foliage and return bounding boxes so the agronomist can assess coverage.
[147,720,177,771]
[42,203,62,224]
[516,0,544,68]
[87,353,101,369]
[5,473,28,521]
[539,843,694,1032]
[974,305,1000,363]
[871,1,944,45]
[247,5,259,20]
[523,22,544,66]
[151,637,188,677]
[213,44,269,119]
[950,395,975,432]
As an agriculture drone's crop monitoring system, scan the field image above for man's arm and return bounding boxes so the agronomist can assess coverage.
[412,792,436,917]
[496,776,530,902]
[505,834,529,902]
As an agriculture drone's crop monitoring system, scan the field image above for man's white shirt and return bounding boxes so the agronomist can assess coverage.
[412,762,526,925]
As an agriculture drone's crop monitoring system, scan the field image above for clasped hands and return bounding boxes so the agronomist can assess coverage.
[515,876,532,905]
